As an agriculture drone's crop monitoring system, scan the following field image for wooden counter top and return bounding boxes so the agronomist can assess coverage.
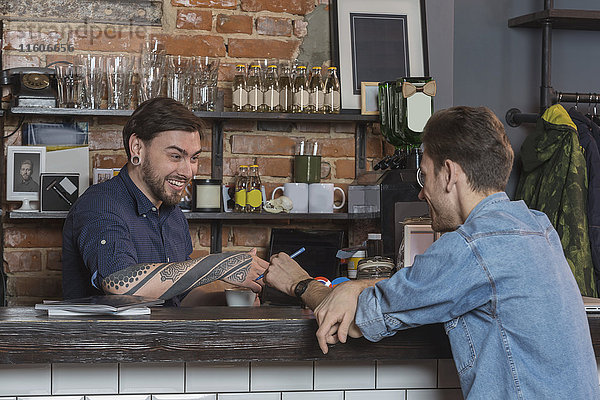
[1,306,598,365]
[0,306,451,364]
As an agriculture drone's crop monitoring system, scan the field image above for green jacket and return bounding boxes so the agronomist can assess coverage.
[515,104,596,296]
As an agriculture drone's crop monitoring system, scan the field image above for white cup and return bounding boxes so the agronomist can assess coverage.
[225,288,256,307]
[308,183,345,213]
[271,183,309,213]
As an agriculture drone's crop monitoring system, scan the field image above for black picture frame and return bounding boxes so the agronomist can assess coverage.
[331,0,429,111]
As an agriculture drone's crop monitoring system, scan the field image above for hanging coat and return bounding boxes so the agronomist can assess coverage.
[516,104,596,297]
[568,108,600,292]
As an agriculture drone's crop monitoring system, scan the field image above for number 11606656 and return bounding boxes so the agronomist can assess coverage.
[19,43,74,52]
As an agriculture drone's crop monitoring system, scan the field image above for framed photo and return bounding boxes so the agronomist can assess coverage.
[6,146,46,210]
[331,0,428,111]
[361,82,380,115]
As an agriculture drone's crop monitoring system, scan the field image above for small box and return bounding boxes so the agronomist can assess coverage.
[348,184,380,213]
[40,173,79,212]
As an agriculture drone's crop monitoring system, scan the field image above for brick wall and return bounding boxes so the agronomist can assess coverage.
[1,0,389,305]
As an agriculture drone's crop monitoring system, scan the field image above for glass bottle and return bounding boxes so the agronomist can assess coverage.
[234,165,249,212]
[262,64,281,112]
[245,64,263,112]
[245,165,263,213]
[324,66,341,114]
[278,61,293,113]
[232,64,248,112]
[308,66,325,114]
[292,65,309,113]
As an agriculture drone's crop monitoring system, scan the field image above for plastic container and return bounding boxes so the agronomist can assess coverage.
[357,256,395,280]
[366,233,383,257]
[347,250,366,279]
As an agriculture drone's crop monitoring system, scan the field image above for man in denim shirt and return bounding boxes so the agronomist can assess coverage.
[265,106,599,399]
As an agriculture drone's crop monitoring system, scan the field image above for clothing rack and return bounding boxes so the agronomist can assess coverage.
[505,0,600,127]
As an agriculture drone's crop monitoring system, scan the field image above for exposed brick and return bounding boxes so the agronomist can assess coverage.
[8,276,62,298]
[172,0,236,9]
[92,153,128,169]
[223,157,255,176]
[295,122,330,133]
[223,120,256,132]
[154,33,225,57]
[45,53,77,65]
[334,159,355,179]
[196,156,212,176]
[219,62,237,82]
[4,30,64,51]
[318,138,355,157]
[256,16,292,37]
[176,10,213,31]
[366,136,383,158]
[230,134,296,156]
[333,122,356,133]
[195,223,211,247]
[227,38,299,59]
[47,250,63,271]
[293,19,308,38]
[216,14,253,34]
[241,0,315,16]
[71,26,145,53]
[2,54,41,69]
[261,157,293,178]
[4,250,42,273]
[4,226,63,248]
[232,226,270,247]
[89,129,123,151]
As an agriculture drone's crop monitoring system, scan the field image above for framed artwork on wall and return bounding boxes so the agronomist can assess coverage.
[331,0,428,111]
[6,146,46,211]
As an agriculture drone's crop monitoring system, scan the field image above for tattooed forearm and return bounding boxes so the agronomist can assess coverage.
[102,263,167,293]
[160,259,198,282]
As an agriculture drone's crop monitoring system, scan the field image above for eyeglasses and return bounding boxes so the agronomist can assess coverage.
[416,167,424,188]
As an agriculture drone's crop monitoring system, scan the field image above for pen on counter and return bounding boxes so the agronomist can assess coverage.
[255,247,305,281]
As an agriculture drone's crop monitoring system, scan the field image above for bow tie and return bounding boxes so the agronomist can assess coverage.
[402,80,437,98]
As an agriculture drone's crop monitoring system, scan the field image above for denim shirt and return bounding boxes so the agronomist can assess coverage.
[62,165,193,300]
[356,192,599,399]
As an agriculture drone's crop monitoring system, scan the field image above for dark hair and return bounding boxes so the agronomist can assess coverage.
[122,97,205,159]
[422,106,514,193]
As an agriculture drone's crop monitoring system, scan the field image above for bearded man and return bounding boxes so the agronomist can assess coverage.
[62,98,267,305]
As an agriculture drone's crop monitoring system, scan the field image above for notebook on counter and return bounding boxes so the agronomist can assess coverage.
[35,295,164,316]
[583,296,600,313]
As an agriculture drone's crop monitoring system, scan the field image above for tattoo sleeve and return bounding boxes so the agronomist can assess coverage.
[101,252,253,300]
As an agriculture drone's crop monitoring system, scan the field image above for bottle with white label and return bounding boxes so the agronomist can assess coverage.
[308,66,325,114]
[232,64,248,112]
[292,65,309,113]
[245,165,263,213]
[278,61,293,112]
[324,66,340,114]
[262,64,280,112]
[245,64,263,112]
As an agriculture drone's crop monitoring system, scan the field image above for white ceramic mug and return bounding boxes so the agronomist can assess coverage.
[308,183,345,213]
[271,183,309,213]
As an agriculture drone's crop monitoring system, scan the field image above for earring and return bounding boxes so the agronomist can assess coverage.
[131,155,141,166]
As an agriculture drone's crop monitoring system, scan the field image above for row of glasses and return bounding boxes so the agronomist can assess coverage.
[54,48,220,111]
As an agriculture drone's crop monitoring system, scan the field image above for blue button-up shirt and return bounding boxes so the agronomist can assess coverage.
[356,193,599,399]
[62,166,192,299]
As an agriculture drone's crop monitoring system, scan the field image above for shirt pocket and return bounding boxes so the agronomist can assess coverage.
[444,316,476,375]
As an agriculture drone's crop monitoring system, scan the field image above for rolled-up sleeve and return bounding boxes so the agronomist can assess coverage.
[355,231,493,342]
[73,204,138,288]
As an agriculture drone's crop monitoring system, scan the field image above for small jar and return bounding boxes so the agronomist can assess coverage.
[366,233,383,257]
[347,250,366,279]
[192,178,222,212]
[357,256,395,280]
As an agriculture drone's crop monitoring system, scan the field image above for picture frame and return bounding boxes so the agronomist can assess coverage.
[331,0,428,111]
[6,146,46,211]
[360,82,380,115]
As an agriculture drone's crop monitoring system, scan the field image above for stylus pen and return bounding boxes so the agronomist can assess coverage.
[255,247,306,281]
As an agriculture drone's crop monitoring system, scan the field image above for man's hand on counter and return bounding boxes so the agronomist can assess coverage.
[314,280,369,354]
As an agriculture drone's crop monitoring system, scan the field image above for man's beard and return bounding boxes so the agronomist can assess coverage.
[141,159,185,207]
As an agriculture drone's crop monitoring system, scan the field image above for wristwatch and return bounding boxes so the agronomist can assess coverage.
[294,278,314,299]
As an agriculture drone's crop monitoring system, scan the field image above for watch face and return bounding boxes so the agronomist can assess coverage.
[22,73,50,90]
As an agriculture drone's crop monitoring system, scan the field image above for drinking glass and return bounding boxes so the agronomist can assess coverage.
[167,55,192,107]
[78,54,106,109]
[192,56,220,111]
[140,39,166,102]
[106,55,133,110]
[55,63,86,108]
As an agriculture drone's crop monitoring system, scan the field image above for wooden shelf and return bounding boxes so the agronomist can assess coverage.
[9,107,378,123]
[509,9,600,30]
[9,210,379,221]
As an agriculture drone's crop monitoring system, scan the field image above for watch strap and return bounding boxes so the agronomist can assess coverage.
[294,278,314,299]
